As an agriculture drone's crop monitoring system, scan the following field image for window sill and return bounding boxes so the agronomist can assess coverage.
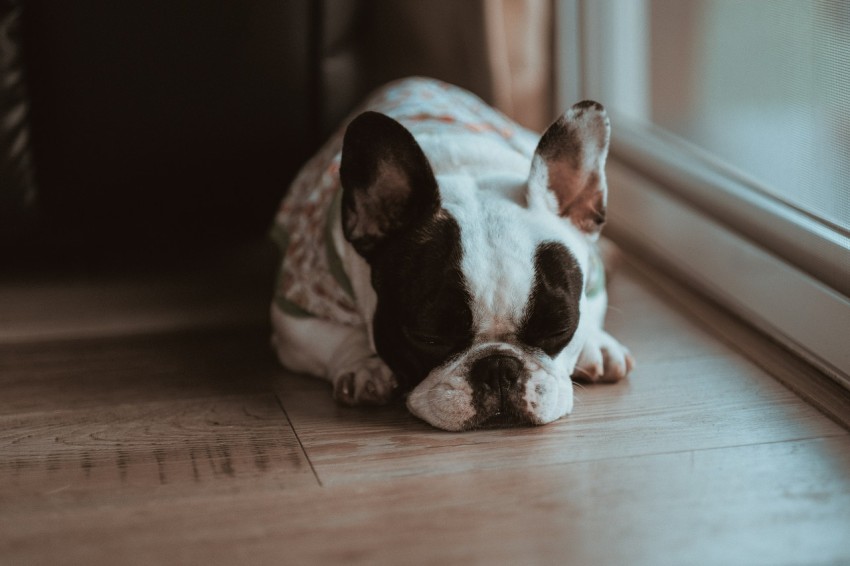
[606,157,850,396]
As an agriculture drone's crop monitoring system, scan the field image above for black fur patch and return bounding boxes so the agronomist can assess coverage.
[518,242,583,358]
[370,211,474,391]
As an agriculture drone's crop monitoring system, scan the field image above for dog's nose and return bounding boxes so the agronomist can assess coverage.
[470,354,523,397]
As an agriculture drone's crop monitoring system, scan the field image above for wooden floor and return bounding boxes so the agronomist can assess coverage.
[2,242,849,565]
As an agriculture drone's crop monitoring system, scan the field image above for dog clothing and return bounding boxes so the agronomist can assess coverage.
[271,77,604,327]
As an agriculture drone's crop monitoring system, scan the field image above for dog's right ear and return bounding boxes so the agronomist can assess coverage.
[340,111,441,260]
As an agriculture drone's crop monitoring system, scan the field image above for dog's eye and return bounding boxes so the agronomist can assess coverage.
[525,327,573,351]
[403,327,471,361]
[404,328,450,347]
[541,328,571,341]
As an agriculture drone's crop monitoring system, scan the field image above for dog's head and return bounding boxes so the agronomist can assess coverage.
[339,102,610,431]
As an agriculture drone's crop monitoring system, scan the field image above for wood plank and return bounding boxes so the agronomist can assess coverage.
[605,265,732,362]
[0,394,318,513]
[3,436,849,566]
[0,324,280,415]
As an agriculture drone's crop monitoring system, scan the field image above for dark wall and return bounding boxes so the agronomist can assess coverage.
[4,0,497,262]
[21,0,315,255]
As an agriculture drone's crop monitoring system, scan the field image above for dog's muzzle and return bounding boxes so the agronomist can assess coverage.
[470,353,531,425]
[471,354,522,398]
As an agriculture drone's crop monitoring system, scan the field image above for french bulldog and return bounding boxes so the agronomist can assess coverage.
[270,78,634,431]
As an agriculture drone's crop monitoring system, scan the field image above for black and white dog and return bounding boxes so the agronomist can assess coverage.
[270,78,633,431]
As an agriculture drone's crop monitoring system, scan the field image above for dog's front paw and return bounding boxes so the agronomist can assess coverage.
[332,356,398,406]
[573,330,635,383]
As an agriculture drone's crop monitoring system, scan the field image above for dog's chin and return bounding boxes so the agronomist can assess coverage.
[405,367,574,432]
[465,403,543,430]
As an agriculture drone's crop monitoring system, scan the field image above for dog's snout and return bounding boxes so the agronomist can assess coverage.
[471,354,522,394]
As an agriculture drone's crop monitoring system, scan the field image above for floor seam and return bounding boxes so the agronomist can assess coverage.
[274,393,323,487]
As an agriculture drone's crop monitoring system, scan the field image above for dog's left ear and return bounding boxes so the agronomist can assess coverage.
[340,111,440,260]
[528,101,610,236]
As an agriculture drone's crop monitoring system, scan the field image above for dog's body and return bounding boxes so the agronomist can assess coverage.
[271,78,633,431]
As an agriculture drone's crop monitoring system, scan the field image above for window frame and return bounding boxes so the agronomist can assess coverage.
[556,0,850,388]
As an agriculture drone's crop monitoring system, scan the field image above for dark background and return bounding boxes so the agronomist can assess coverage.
[1,0,499,265]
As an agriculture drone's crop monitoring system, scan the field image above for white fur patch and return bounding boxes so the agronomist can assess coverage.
[442,177,536,339]
[406,355,477,432]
